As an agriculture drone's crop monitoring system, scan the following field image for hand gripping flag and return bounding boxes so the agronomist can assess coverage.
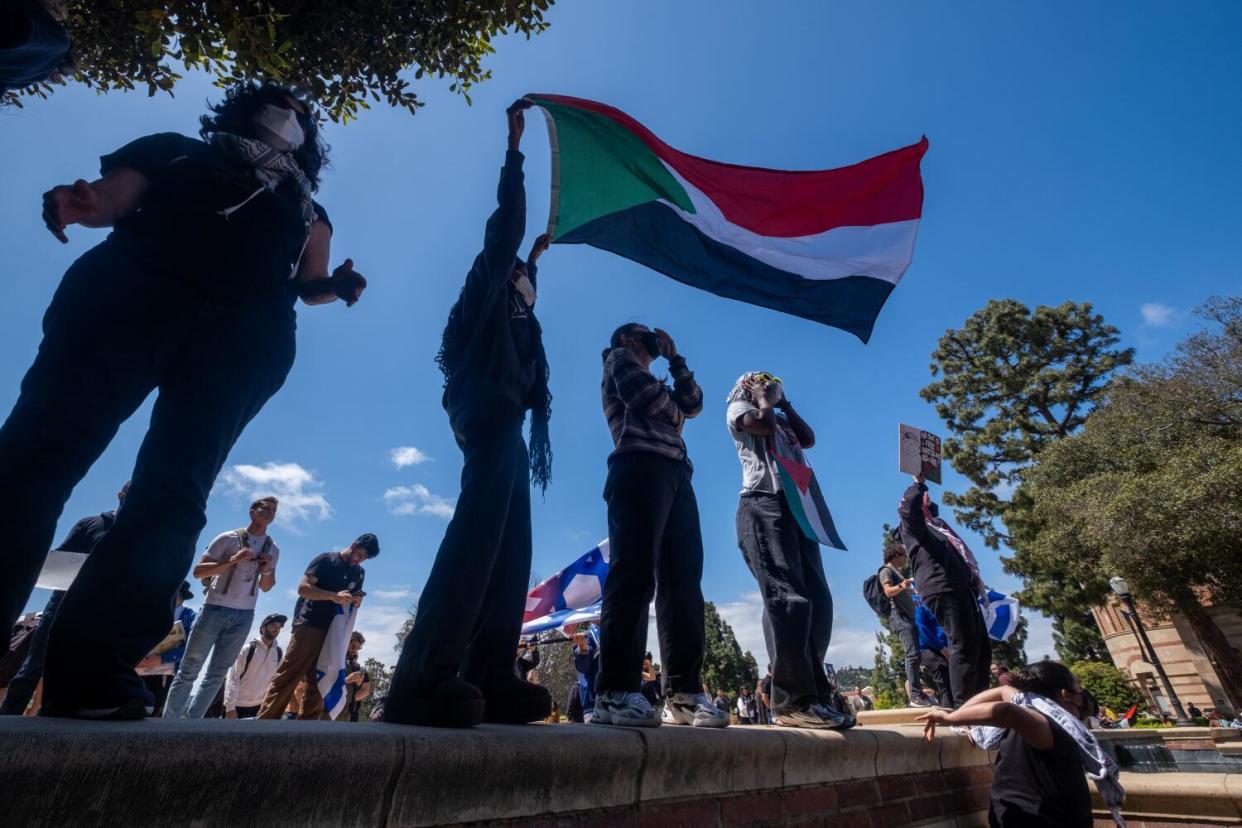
[980,589,1021,642]
[527,94,928,343]
[522,540,610,636]
[316,602,357,720]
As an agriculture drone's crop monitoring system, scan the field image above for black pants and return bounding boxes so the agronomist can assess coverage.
[736,492,833,712]
[890,613,923,698]
[141,675,171,717]
[392,405,531,694]
[923,589,992,707]
[919,648,953,707]
[0,591,62,715]
[0,242,296,712]
[597,453,704,695]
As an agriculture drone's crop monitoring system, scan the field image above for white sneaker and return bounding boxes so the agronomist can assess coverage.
[664,692,731,728]
[774,703,848,729]
[592,690,661,728]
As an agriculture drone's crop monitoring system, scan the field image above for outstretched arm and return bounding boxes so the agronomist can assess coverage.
[42,168,150,243]
[919,686,1053,751]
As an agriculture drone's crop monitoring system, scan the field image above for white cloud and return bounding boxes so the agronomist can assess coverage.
[383,483,456,519]
[1023,610,1057,663]
[1140,302,1179,328]
[389,446,431,469]
[352,603,417,668]
[219,462,331,531]
[371,586,413,601]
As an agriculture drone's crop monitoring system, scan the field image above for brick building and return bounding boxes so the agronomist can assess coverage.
[1094,596,1242,716]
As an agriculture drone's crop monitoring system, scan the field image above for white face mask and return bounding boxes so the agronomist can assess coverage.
[514,273,536,307]
[252,104,306,152]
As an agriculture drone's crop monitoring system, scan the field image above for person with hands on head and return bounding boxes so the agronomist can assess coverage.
[918,661,1096,827]
[257,534,378,720]
[726,371,850,729]
[593,323,729,729]
[898,471,990,707]
[163,496,281,718]
[0,80,367,721]
[387,99,555,729]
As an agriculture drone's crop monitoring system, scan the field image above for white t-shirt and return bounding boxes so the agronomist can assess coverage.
[727,399,780,495]
[202,530,280,611]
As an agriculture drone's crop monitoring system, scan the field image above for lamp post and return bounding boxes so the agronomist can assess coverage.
[1109,576,1194,727]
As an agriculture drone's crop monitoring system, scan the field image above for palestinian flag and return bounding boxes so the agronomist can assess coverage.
[769,436,847,551]
[527,94,928,343]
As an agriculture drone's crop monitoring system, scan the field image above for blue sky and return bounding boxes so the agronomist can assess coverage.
[2,0,1239,671]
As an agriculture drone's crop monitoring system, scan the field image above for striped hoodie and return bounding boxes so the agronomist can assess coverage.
[601,346,702,465]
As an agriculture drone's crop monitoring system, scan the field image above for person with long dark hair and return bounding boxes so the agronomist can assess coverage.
[385,99,553,729]
[0,80,366,719]
[592,323,728,728]
[920,660,1126,827]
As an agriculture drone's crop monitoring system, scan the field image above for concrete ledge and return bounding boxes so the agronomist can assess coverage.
[1092,772,1242,826]
[1,718,984,827]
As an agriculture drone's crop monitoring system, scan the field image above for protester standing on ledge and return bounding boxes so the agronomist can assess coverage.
[0,81,367,720]
[257,535,377,719]
[726,371,848,729]
[387,100,553,729]
[164,497,280,718]
[898,474,990,706]
[920,661,1110,828]
[592,323,727,729]
[0,482,127,716]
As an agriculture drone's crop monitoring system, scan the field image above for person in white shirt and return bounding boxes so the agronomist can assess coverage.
[224,613,286,719]
[163,497,281,718]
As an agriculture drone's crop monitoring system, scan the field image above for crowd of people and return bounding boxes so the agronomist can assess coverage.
[0,55,1189,824]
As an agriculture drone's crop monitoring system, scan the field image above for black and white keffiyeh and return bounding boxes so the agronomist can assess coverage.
[211,132,316,272]
[969,692,1127,827]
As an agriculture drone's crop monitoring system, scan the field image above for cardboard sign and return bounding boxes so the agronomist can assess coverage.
[899,424,943,484]
[34,550,88,591]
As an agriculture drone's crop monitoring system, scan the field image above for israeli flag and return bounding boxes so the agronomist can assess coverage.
[316,602,357,720]
[521,540,610,635]
[981,589,1020,642]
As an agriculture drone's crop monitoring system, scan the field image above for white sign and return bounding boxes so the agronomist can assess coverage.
[34,550,88,591]
[899,423,943,484]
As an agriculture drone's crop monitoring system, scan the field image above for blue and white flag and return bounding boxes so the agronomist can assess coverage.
[981,589,1020,642]
[521,540,610,636]
[316,602,357,720]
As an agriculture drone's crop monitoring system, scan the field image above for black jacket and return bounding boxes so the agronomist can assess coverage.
[58,512,117,555]
[897,483,971,598]
[442,150,540,430]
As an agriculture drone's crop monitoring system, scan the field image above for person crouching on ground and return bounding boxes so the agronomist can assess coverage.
[0,80,366,720]
[385,99,553,728]
[726,371,848,729]
[592,323,727,729]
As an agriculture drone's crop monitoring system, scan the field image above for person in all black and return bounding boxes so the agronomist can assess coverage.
[386,100,553,729]
[919,661,1094,827]
[593,323,727,729]
[0,82,367,720]
[256,535,377,719]
[898,474,991,706]
[0,482,127,716]
[879,541,934,708]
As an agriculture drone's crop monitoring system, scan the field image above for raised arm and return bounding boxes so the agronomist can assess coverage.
[655,329,702,418]
[42,168,150,243]
[607,347,683,423]
[899,479,929,539]
[777,399,816,448]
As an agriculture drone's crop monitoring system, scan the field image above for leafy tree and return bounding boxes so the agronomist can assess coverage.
[1024,298,1242,710]
[393,603,418,654]
[921,299,1133,658]
[5,1,554,121]
[870,629,905,709]
[1053,613,1110,664]
[989,616,1029,669]
[834,665,873,692]
[357,657,392,723]
[702,602,759,699]
[1071,661,1139,714]
[529,632,588,718]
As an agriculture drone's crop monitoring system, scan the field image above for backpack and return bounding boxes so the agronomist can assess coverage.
[239,640,283,679]
[202,530,274,594]
[863,567,893,620]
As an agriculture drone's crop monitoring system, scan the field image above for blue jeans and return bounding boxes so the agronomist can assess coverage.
[162,604,253,718]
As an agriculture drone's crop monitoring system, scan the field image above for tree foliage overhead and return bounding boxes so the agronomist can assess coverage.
[921,299,1133,548]
[1023,297,1242,710]
[8,0,554,121]
[1070,661,1140,715]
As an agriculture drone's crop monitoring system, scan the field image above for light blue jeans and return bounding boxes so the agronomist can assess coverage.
[162,604,254,718]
